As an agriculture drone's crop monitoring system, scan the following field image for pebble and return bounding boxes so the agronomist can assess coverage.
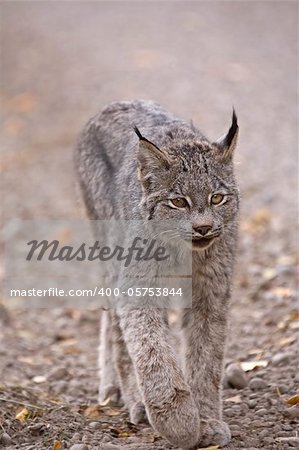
[255,408,268,416]
[277,265,294,276]
[249,377,268,390]
[53,380,69,394]
[224,408,234,417]
[259,429,269,439]
[285,405,299,419]
[250,420,262,428]
[88,422,101,429]
[277,431,292,437]
[263,437,275,445]
[0,432,12,446]
[249,392,259,399]
[248,400,257,409]
[70,433,81,443]
[28,422,46,433]
[231,405,242,413]
[225,363,248,389]
[283,424,294,431]
[271,352,292,366]
[277,437,299,444]
[277,384,289,394]
[47,367,69,381]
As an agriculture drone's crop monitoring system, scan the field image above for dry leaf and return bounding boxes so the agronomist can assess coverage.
[287,395,299,405]
[50,227,72,245]
[240,360,268,371]
[83,405,101,419]
[247,348,264,356]
[8,93,39,113]
[117,431,132,437]
[278,336,296,347]
[289,321,299,330]
[288,311,299,321]
[53,441,62,450]
[241,208,272,235]
[225,394,241,403]
[63,345,81,355]
[262,268,277,281]
[272,287,294,299]
[104,406,122,416]
[15,407,29,422]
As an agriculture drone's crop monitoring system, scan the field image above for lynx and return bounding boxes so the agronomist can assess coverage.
[75,100,239,448]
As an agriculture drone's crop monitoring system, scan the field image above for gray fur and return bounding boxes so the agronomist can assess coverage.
[75,100,239,448]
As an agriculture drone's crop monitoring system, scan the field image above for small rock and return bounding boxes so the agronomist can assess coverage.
[69,445,89,450]
[249,377,268,390]
[0,432,12,446]
[285,405,299,419]
[225,363,248,389]
[231,405,242,413]
[255,408,268,416]
[47,367,69,381]
[283,424,294,431]
[248,400,257,409]
[277,384,289,394]
[263,437,275,445]
[53,380,69,394]
[28,422,46,433]
[259,429,269,439]
[277,265,294,276]
[277,437,299,447]
[70,433,81,443]
[88,422,101,429]
[271,352,292,366]
[224,408,234,417]
[277,431,291,437]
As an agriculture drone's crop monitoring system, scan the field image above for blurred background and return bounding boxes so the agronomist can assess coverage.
[1,1,297,227]
[0,2,298,449]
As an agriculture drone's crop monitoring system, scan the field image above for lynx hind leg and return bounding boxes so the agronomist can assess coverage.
[98,310,122,405]
[111,312,147,424]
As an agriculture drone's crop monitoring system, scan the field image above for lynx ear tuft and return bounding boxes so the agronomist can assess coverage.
[133,125,144,140]
[214,109,239,161]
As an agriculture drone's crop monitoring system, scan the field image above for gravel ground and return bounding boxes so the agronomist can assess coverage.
[0,2,298,450]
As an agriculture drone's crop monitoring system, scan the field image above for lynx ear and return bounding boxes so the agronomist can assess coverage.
[134,126,171,170]
[134,126,171,192]
[214,109,239,161]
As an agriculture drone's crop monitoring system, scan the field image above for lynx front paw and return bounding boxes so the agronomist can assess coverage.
[199,419,231,448]
[129,401,148,424]
[98,384,122,405]
[147,392,201,449]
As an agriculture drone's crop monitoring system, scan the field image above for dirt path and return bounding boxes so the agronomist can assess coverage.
[0,2,298,449]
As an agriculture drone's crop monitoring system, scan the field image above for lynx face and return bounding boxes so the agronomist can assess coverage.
[135,112,239,250]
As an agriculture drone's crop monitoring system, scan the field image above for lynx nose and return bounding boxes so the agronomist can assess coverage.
[193,225,212,236]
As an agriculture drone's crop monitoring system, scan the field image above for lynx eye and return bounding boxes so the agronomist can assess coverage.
[211,193,225,205]
[169,197,189,209]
